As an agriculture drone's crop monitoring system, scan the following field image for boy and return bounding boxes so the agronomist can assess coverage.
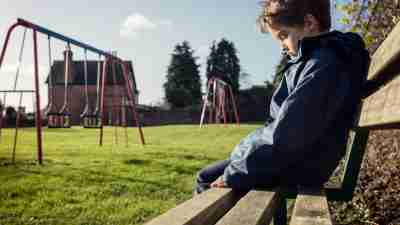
[195,0,370,193]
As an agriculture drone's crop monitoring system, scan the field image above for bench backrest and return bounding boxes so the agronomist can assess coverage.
[326,21,400,201]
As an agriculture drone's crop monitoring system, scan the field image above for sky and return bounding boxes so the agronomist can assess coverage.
[0,0,339,111]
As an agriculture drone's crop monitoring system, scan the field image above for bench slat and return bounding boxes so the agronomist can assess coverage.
[359,74,400,128]
[215,190,279,225]
[359,20,400,128]
[368,19,400,80]
[144,188,242,225]
[367,20,400,81]
[289,188,333,225]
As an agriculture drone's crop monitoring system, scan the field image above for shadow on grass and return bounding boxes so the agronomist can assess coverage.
[145,151,218,163]
[43,128,83,133]
[154,161,203,176]
[0,154,209,193]
[0,157,55,167]
[33,165,181,192]
[123,159,150,165]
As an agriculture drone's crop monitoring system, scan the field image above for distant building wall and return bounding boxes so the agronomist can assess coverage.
[139,110,201,126]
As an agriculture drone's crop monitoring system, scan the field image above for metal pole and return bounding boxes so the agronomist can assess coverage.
[121,62,145,145]
[199,100,207,128]
[111,59,119,145]
[222,89,227,126]
[199,80,212,128]
[99,58,108,146]
[12,93,23,163]
[0,23,20,141]
[0,93,5,143]
[83,49,90,119]
[13,28,27,91]
[211,79,217,124]
[0,22,19,70]
[215,82,221,124]
[17,18,114,59]
[0,107,2,143]
[123,99,128,147]
[95,55,101,114]
[228,86,240,127]
[33,30,43,164]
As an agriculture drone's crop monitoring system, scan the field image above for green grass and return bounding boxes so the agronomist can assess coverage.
[0,124,259,225]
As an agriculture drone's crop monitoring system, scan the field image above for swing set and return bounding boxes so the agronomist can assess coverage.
[0,18,145,164]
[200,76,240,128]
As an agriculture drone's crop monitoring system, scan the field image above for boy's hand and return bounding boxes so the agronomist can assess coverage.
[211,176,226,188]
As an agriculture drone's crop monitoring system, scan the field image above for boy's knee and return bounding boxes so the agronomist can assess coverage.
[196,169,206,184]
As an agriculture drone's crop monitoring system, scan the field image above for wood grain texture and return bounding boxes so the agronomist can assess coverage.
[368,21,400,80]
[144,188,241,225]
[359,74,400,127]
[215,190,279,225]
[358,20,400,127]
[289,188,333,225]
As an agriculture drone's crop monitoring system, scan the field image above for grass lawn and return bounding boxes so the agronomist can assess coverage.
[0,124,259,225]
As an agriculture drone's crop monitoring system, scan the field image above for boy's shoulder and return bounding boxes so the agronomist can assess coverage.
[306,46,339,64]
[301,31,367,66]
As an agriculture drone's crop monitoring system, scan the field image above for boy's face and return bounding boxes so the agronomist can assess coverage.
[266,24,306,56]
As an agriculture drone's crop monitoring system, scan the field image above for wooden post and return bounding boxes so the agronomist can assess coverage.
[340,129,370,200]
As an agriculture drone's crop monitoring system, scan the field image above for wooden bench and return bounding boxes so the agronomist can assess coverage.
[144,21,400,225]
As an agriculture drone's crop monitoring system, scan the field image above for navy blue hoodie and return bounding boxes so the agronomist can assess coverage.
[223,31,370,189]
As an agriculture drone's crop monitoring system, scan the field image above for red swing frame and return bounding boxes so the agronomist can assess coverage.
[200,76,240,128]
[0,18,145,164]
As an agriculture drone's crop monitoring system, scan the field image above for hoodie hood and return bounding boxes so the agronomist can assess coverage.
[291,30,371,97]
[292,31,369,63]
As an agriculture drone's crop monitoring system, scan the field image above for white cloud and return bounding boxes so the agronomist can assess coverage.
[120,13,173,38]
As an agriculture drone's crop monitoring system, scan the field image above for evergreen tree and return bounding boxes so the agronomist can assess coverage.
[206,38,241,92]
[163,41,202,108]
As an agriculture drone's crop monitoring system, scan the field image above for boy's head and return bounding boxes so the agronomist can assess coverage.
[258,0,331,55]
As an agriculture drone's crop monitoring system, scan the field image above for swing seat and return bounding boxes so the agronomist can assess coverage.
[60,112,72,128]
[47,112,71,128]
[80,106,101,129]
[81,114,102,129]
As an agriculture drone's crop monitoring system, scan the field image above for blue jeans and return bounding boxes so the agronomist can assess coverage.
[195,159,230,194]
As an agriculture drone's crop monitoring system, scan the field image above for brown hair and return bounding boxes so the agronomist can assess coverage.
[257,0,331,33]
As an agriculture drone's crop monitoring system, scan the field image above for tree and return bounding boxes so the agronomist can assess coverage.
[206,39,241,92]
[163,41,202,108]
[338,0,400,53]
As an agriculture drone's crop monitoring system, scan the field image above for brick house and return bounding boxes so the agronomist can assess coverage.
[46,49,139,125]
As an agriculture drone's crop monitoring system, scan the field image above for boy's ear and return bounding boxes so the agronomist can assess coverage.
[304,14,320,33]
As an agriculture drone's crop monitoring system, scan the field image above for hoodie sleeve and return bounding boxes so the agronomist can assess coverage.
[223,51,351,189]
